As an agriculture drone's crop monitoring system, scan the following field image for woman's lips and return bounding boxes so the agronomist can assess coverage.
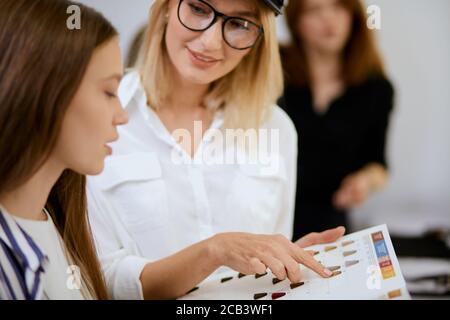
[105,144,112,155]
[187,47,221,68]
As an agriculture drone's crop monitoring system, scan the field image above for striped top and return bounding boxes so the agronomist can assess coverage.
[0,206,48,300]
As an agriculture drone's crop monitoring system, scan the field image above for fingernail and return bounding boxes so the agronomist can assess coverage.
[238,273,247,279]
[324,268,333,276]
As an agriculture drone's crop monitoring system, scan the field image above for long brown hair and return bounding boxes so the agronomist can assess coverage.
[282,0,385,86]
[0,0,116,299]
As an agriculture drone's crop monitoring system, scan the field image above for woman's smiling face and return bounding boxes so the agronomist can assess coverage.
[165,0,260,85]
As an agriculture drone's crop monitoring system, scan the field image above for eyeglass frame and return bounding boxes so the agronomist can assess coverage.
[176,0,265,50]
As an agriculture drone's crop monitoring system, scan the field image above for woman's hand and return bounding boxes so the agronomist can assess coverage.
[333,172,371,209]
[295,226,346,248]
[140,230,344,299]
[333,163,388,210]
[210,232,334,284]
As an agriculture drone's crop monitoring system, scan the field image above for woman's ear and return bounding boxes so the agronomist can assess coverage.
[165,12,170,24]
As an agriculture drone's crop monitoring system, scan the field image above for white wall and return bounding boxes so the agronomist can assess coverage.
[80,0,450,235]
[77,0,154,61]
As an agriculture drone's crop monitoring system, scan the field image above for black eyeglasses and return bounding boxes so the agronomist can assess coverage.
[177,0,264,50]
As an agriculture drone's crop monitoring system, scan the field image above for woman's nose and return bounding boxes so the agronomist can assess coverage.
[114,104,129,126]
[199,20,223,51]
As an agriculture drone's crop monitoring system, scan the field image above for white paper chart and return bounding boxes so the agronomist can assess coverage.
[180,225,410,300]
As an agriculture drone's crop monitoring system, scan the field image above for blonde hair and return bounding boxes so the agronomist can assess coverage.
[135,0,283,130]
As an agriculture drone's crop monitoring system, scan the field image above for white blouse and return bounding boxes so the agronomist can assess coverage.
[14,211,87,300]
[86,71,298,300]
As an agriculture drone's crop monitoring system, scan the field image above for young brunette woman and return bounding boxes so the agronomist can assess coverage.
[0,0,128,299]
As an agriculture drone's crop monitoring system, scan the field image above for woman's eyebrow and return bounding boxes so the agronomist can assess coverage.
[231,11,258,19]
[205,0,257,19]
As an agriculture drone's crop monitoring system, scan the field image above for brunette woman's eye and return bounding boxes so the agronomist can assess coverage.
[105,91,117,99]
[188,3,210,16]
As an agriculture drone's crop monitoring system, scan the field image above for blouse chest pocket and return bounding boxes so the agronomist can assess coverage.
[226,160,288,232]
[97,153,169,231]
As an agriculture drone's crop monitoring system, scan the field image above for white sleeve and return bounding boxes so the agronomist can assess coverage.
[272,107,298,240]
[87,180,150,300]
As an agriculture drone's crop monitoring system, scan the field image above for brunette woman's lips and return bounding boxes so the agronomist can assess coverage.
[323,29,338,38]
[105,144,113,155]
[186,47,221,68]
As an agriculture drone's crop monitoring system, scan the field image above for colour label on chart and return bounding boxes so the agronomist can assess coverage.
[371,231,395,280]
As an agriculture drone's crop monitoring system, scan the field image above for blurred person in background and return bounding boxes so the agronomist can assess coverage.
[279,0,395,239]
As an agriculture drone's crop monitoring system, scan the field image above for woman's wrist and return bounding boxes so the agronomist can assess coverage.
[205,234,226,269]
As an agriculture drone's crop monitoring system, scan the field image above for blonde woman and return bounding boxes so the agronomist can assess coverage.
[87,0,345,299]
